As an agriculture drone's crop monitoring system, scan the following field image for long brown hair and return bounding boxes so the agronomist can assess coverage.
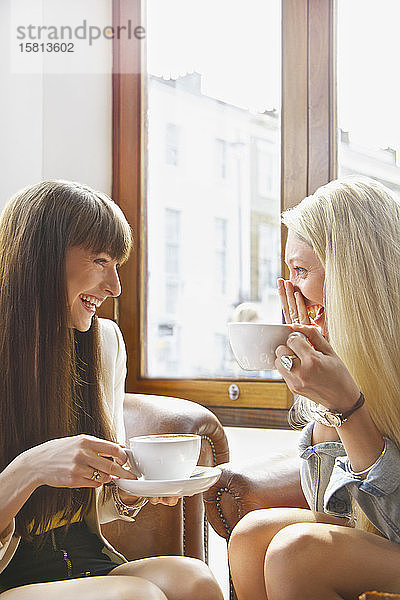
[0,180,132,539]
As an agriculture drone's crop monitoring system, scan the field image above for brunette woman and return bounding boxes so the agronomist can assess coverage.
[0,180,223,600]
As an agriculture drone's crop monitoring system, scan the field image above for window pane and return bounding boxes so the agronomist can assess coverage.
[337,0,400,193]
[165,123,180,166]
[145,0,282,378]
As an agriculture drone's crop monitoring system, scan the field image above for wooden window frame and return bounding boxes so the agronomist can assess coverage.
[108,0,336,426]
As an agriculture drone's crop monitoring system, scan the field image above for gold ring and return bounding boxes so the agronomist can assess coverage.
[90,470,102,481]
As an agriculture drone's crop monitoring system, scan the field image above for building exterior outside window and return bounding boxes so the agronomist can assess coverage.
[215,217,227,295]
[166,123,179,166]
[216,139,228,179]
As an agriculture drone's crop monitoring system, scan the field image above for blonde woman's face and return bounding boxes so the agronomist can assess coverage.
[65,246,121,331]
[285,230,325,307]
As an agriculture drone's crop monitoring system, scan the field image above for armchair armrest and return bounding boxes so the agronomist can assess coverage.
[204,450,308,540]
[102,393,229,562]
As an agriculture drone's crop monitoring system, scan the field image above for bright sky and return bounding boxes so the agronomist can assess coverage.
[147,0,400,152]
[146,0,281,113]
[337,0,400,151]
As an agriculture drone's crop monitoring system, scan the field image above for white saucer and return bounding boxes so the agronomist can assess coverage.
[116,466,221,497]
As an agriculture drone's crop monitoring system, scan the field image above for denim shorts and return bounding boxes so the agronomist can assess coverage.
[0,521,120,592]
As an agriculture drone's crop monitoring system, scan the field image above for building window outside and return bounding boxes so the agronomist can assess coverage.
[215,217,228,295]
[214,332,229,373]
[256,140,276,196]
[166,123,180,166]
[165,208,181,315]
[165,244,179,276]
[258,222,279,296]
[165,208,180,273]
[216,138,228,179]
[165,281,179,314]
[157,323,180,376]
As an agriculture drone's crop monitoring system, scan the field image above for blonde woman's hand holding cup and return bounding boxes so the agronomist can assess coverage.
[275,324,360,411]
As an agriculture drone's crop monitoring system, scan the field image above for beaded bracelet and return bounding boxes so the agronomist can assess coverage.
[110,482,148,518]
[349,440,387,480]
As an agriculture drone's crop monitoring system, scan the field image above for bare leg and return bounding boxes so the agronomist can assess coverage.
[265,521,400,600]
[228,507,350,600]
[109,556,224,600]
[0,575,167,600]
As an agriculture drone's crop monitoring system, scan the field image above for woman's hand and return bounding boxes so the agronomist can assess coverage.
[275,324,360,411]
[278,278,325,334]
[278,278,310,324]
[117,489,182,507]
[19,434,137,490]
[148,496,182,506]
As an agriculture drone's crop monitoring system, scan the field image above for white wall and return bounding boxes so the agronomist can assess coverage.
[0,0,112,210]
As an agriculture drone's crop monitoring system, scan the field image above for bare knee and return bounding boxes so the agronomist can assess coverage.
[229,508,297,562]
[179,558,223,599]
[267,522,335,567]
[266,522,325,569]
[0,576,167,600]
[100,576,167,600]
[114,557,222,600]
[110,576,168,600]
[230,509,284,545]
[265,522,332,599]
[228,509,301,600]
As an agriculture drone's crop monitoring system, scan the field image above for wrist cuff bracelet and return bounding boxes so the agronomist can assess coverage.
[110,482,148,518]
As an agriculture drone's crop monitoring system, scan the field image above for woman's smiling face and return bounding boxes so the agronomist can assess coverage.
[65,246,121,331]
[285,230,325,307]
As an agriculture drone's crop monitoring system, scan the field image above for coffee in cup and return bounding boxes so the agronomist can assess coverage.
[228,322,293,370]
[126,433,201,480]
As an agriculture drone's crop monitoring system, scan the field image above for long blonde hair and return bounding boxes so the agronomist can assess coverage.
[282,177,400,533]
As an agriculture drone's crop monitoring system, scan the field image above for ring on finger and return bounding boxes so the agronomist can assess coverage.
[280,354,297,371]
[90,470,102,481]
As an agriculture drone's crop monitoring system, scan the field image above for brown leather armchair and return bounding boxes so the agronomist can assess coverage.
[204,449,307,542]
[102,393,229,563]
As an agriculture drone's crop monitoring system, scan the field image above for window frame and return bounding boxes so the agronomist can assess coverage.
[109,0,336,426]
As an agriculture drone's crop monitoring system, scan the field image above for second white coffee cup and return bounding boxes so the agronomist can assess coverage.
[126,433,201,481]
[228,322,293,370]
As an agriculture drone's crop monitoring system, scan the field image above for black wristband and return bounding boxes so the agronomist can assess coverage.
[330,392,365,420]
[312,392,365,428]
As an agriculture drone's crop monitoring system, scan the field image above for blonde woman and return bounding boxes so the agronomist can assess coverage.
[0,180,223,600]
[228,177,400,600]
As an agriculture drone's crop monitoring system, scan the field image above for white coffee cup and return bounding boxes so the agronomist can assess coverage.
[126,434,201,481]
[228,322,293,370]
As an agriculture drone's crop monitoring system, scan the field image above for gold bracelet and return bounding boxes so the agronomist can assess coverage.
[110,482,148,518]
